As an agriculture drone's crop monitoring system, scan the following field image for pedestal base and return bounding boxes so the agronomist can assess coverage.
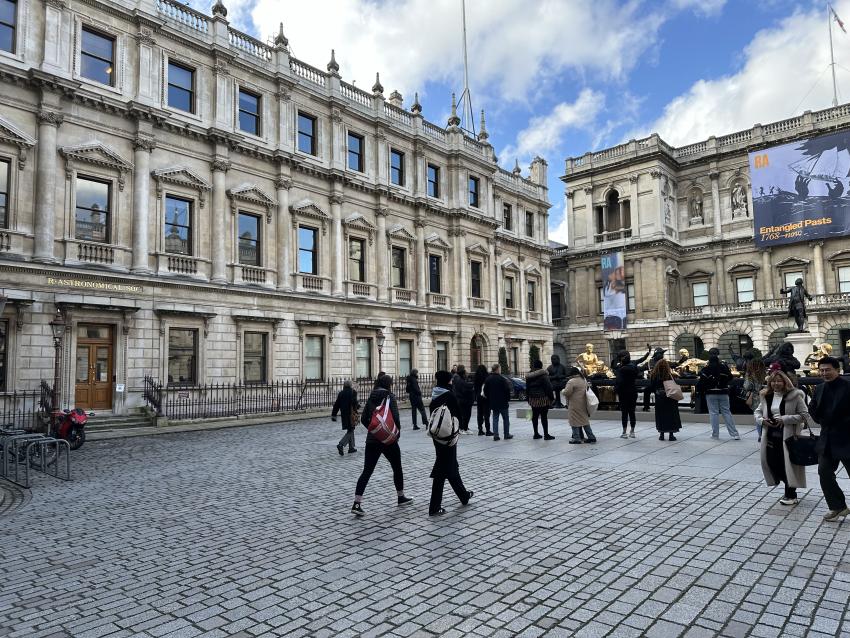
[784,331,816,368]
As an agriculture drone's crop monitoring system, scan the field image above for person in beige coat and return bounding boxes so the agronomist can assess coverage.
[564,367,596,444]
[754,370,811,506]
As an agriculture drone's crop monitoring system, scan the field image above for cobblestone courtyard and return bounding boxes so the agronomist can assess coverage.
[3,413,850,638]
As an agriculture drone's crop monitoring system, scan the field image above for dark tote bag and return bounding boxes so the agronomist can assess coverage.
[785,430,819,466]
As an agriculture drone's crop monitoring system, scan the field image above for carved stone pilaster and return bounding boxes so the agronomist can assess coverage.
[211,159,231,173]
[37,110,64,127]
[274,177,292,190]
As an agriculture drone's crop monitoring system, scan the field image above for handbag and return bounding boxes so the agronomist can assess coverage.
[585,384,599,416]
[785,429,819,466]
[663,379,684,402]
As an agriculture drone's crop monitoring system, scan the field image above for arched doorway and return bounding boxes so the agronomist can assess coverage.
[674,333,705,359]
[825,324,850,357]
[470,335,484,370]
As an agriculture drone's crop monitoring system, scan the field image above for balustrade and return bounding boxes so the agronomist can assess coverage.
[77,242,114,264]
[241,266,266,285]
[427,293,449,308]
[156,0,209,33]
[167,255,198,274]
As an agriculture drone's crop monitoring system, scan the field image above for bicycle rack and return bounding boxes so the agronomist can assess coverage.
[26,438,71,482]
[0,433,43,488]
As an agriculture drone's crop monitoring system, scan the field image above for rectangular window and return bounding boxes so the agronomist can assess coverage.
[598,286,604,314]
[297,112,317,155]
[551,292,562,319]
[736,276,754,303]
[839,266,850,293]
[167,62,194,113]
[399,339,413,377]
[427,163,440,198]
[0,0,16,54]
[392,246,406,288]
[298,226,318,274]
[355,337,372,379]
[471,261,482,298]
[527,280,536,311]
[436,341,448,372]
[75,176,110,243]
[510,347,519,376]
[349,238,365,282]
[168,328,198,385]
[243,332,267,384]
[164,195,192,255]
[304,335,324,380]
[626,283,636,312]
[390,149,405,186]
[469,176,480,208]
[0,158,9,228]
[429,255,441,293]
[692,282,709,307]
[238,89,261,136]
[783,271,803,296]
[525,212,534,237]
[238,212,260,266]
[80,27,115,86]
[347,132,364,172]
[503,203,512,230]
[505,277,515,309]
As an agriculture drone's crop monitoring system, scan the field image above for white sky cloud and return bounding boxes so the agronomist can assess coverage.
[668,0,727,17]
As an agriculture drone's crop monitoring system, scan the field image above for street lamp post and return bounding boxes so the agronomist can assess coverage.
[376,329,386,375]
[49,309,66,425]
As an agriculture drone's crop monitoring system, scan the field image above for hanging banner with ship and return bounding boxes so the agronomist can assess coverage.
[750,129,850,247]
[601,251,627,331]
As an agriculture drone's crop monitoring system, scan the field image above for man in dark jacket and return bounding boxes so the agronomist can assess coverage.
[483,363,513,441]
[428,370,473,516]
[810,357,850,521]
[547,354,568,408]
[452,365,476,434]
[642,348,666,412]
[405,369,427,430]
[351,375,411,516]
[332,380,360,455]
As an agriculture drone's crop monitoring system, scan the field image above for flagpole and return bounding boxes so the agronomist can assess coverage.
[830,2,839,107]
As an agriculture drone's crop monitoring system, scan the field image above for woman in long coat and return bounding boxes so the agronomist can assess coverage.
[754,370,810,506]
[647,359,681,441]
[332,380,360,455]
[564,367,595,443]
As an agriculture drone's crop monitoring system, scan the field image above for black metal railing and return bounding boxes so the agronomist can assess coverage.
[144,373,437,421]
[0,385,51,432]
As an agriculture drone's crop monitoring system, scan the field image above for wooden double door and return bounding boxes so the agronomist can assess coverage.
[75,324,114,410]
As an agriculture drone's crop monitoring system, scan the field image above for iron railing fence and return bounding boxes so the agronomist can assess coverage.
[0,384,52,432]
[145,374,437,421]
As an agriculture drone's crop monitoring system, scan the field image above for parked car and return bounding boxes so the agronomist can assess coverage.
[506,375,526,401]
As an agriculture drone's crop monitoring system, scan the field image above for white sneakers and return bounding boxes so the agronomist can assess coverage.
[779,497,799,506]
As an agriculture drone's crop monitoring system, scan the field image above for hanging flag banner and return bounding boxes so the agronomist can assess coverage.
[601,251,627,331]
[750,129,850,247]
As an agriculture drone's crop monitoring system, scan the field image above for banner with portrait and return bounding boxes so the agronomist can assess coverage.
[601,251,627,331]
[750,129,850,247]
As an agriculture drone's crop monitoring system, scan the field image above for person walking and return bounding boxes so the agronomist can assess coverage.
[743,359,767,442]
[755,370,810,506]
[473,364,492,436]
[351,375,412,516]
[405,369,427,430]
[614,347,651,439]
[698,354,741,440]
[526,359,555,440]
[332,380,360,455]
[428,370,474,516]
[452,365,476,434]
[809,357,850,521]
[483,363,513,441]
[565,366,596,443]
[647,359,681,441]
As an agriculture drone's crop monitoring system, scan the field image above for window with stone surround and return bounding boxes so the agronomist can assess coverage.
[243,331,268,384]
[839,265,850,293]
[167,62,195,113]
[527,280,536,311]
[355,337,373,379]
[75,176,111,243]
[525,212,534,237]
[238,89,261,136]
[390,149,405,186]
[0,0,16,54]
[436,341,448,372]
[348,237,365,283]
[736,276,754,303]
[471,261,482,299]
[238,212,260,266]
[427,164,440,198]
[692,282,709,307]
[392,246,406,288]
[429,255,442,293]
[510,347,519,376]
[0,319,6,392]
[551,292,562,319]
[398,339,413,377]
[298,226,318,274]
[80,27,115,86]
[597,286,604,314]
[626,283,635,312]
[304,335,325,380]
[0,158,8,228]
[783,271,803,296]
[347,132,364,172]
[469,176,480,208]
[505,277,515,309]
[297,112,317,155]
[503,203,512,230]
[164,195,192,255]
[168,328,198,385]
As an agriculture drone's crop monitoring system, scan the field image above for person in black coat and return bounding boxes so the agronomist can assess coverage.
[526,359,555,439]
[452,365,476,433]
[809,357,850,521]
[473,364,491,436]
[405,369,427,430]
[642,347,666,412]
[428,370,473,516]
[483,363,513,441]
[614,347,651,438]
[332,380,360,455]
[547,354,568,408]
[698,355,740,439]
[351,375,411,516]
[647,359,681,441]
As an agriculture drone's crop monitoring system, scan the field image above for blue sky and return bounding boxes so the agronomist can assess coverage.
[212,0,850,243]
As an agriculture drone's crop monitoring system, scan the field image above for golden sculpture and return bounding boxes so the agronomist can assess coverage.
[805,343,833,375]
[676,357,708,375]
[576,343,611,376]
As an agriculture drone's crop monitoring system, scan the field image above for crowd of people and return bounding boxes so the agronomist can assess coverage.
[331,349,850,523]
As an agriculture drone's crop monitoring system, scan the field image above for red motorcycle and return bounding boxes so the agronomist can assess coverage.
[51,408,89,450]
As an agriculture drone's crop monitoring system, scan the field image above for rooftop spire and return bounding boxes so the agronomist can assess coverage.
[327,49,339,76]
[447,93,461,128]
[372,73,384,95]
[512,159,521,175]
[411,92,422,114]
[477,109,489,142]
[211,0,227,18]
[274,23,289,50]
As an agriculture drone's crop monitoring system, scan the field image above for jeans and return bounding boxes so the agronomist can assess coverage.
[337,428,356,451]
[411,400,427,428]
[355,438,404,497]
[818,453,850,510]
[706,393,739,437]
[491,408,510,436]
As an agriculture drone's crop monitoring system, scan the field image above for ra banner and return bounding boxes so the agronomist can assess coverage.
[601,251,627,331]
[750,129,850,247]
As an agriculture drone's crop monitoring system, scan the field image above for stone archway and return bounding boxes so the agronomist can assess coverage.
[718,330,753,360]
[470,333,488,370]
[674,333,706,359]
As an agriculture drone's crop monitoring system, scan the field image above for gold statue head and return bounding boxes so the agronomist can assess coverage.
[585,343,594,353]
[822,343,833,355]
[679,348,689,357]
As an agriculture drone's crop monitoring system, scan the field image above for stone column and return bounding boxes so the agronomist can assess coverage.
[210,159,230,283]
[656,256,666,316]
[131,136,155,273]
[519,271,528,322]
[568,267,576,320]
[489,241,498,313]
[455,229,468,310]
[760,249,772,299]
[543,265,552,323]
[629,175,640,235]
[33,110,63,262]
[714,256,725,305]
[495,261,503,316]
[330,192,344,296]
[633,259,644,319]
[275,176,292,290]
[813,242,826,295]
[415,219,427,306]
[376,208,388,302]
[710,171,722,237]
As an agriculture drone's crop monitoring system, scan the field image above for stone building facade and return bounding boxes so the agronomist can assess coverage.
[551,105,850,366]
[0,0,552,413]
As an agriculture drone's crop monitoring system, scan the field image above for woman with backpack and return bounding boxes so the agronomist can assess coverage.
[698,354,741,440]
[473,364,491,436]
[405,369,427,430]
[565,366,596,444]
[647,359,681,441]
[525,359,555,440]
[428,370,473,516]
[331,380,360,455]
[351,374,412,516]
[452,365,476,434]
